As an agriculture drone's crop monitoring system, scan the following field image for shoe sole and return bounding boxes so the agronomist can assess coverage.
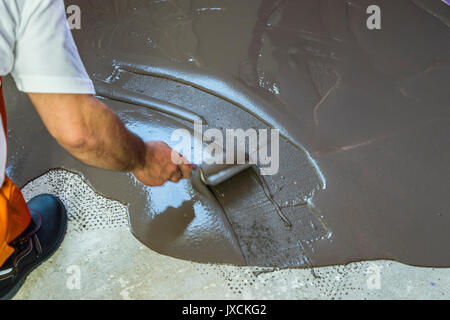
[1,195,68,300]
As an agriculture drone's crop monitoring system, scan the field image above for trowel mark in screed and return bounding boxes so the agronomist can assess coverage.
[210,167,329,268]
[250,168,292,228]
[94,78,206,124]
[109,58,308,150]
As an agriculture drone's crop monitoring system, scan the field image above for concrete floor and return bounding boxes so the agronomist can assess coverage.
[13,169,450,300]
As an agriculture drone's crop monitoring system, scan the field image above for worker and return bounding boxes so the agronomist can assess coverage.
[0,0,193,299]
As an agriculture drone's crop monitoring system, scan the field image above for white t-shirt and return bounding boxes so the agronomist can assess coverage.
[0,0,95,186]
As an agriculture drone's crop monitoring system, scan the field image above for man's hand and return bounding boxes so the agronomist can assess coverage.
[132,141,193,186]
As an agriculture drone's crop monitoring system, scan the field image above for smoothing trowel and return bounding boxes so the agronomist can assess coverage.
[195,163,253,187]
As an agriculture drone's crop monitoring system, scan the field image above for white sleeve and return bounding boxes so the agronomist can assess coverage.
[0,0,17,76]
[10,0,95,94]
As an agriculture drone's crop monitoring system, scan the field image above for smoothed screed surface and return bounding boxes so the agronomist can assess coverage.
[4,0,450,267]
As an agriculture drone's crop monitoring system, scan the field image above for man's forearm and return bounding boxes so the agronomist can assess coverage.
[29,93,146,172]
[67,98,147,172]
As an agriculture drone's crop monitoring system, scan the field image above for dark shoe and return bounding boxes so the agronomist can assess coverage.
[0,194,67,300]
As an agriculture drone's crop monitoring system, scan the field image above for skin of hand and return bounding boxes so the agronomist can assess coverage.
[27,93,193,186]
[132,141,193,186]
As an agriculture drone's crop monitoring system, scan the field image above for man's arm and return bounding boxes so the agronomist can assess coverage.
[28,93,193,186]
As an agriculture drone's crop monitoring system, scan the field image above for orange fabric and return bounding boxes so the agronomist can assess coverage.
[0,77,31,267]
